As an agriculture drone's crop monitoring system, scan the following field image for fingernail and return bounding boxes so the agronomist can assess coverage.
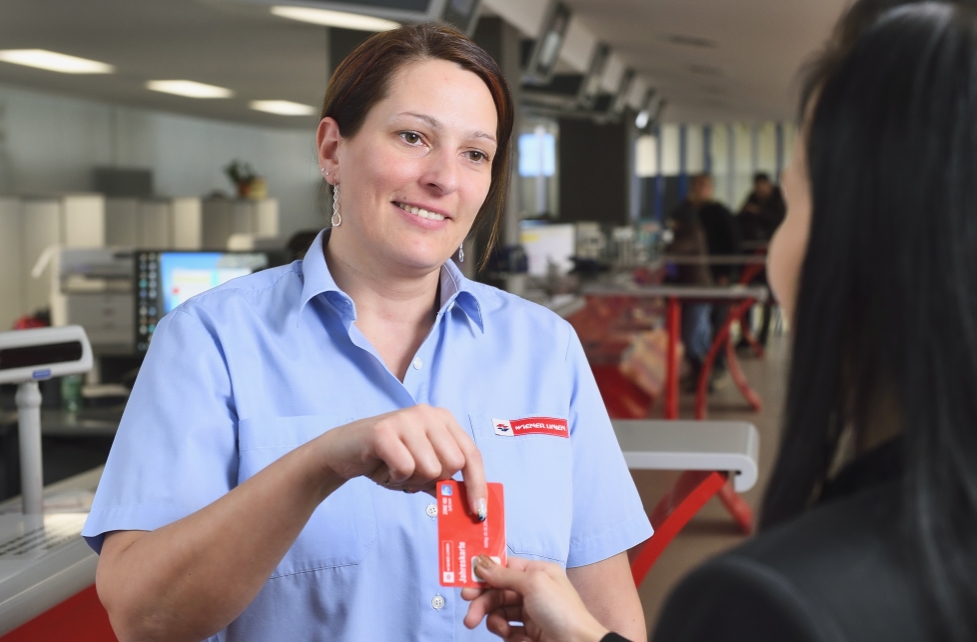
[477,555,493,567]
[477,498,487,522]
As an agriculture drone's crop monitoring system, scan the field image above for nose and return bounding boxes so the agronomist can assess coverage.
[420,148,460,196]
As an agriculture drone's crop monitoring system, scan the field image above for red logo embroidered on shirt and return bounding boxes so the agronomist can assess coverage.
[493,417,569,438]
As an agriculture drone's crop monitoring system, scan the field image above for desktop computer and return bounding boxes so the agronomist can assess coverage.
[135,251,271,352]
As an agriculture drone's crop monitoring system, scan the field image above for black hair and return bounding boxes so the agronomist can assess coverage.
[761,3,977,640]
[798,0,977,116]
[752,172,771,183]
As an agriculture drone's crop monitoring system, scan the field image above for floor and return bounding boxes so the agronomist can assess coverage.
[633,333,790,638]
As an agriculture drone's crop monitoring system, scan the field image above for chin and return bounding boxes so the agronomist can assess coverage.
[386,243,454,272]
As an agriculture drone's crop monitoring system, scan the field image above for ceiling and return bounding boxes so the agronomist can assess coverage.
[0,0,851,129]
[564,0,851,123]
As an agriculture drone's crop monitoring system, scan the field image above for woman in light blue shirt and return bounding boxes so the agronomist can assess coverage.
[84,24,651,642]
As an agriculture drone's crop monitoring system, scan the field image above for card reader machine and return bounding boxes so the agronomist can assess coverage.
[0,326,93,514]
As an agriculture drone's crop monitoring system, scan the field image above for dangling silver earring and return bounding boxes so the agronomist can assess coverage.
[458,243,465,263]
[331,183,342,227]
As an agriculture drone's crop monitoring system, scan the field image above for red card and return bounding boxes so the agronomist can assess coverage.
[437,480,506,588]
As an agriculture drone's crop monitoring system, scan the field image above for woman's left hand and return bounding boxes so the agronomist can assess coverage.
[461,555,610,642]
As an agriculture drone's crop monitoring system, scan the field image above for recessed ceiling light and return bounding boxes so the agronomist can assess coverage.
[0,49,114,74]
[146,80,233,99]
[270,6,399,31]
[250,100,317,116]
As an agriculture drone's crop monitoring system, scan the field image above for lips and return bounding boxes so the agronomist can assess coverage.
[395,202,448,221]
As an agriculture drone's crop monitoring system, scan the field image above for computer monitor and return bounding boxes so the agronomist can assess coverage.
[135,251,270,352]
[520,221,576,277]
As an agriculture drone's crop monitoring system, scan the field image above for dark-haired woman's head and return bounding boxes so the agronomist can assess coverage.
[764,2,977,639]
[315,23,513,272]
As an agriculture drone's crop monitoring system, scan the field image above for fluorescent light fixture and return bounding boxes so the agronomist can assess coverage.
[0,49,114,74]
[250,100,316,116]
[635,110,650,130]
[146,80,233,99]
[270,6,399,31]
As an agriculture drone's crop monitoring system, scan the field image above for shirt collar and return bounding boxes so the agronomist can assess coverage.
[439,256,484,333]
[298,228,484,333]
[298,229,352,320]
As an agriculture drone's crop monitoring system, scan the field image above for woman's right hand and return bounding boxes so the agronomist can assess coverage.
[462,556,611,642]
[316,404,488,519]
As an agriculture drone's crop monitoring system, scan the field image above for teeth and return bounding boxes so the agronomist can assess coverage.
[398,202,445,221]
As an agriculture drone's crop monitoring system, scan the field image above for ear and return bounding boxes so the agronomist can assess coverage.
[317,117,343,182]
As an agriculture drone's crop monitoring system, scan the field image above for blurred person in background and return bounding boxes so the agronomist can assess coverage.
[738,172,787,243]
[464,2,977,641]
[737,172,786,348]
[667,173,739,387]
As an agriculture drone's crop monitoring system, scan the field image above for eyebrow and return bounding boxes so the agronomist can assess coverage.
[398,111,497,145]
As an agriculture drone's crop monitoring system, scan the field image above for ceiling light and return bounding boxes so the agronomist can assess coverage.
[250,100,317,116]
[0,49,114,74]
[270,6,399,31]
[635,110,650,130]
[146,80,233,99]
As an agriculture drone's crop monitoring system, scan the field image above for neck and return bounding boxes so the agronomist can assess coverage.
[325,234,440,321]
[323,231,441,380]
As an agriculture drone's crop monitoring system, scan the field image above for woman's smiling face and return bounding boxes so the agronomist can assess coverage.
[319,58,499,273]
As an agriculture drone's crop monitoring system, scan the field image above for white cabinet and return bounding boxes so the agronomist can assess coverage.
[0,198,24,331]
[201,198,278,249]
[105,197,202,249]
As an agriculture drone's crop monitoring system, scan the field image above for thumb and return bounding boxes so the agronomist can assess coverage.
[475,555,526,593]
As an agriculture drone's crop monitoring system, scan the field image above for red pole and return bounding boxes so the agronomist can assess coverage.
[665,297,681,419]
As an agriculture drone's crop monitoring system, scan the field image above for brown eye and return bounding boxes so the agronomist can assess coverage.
[401,132,421,145]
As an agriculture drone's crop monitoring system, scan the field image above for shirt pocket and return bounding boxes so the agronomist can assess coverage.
[468,414,573,564]
[238,414,377,575]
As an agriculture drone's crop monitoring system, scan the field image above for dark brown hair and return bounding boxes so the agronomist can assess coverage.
[320,23,514,270]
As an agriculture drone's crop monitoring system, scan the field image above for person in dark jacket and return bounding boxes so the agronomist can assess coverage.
[737,173,786,347]
[463,3,977,642]
[738,172,787,243]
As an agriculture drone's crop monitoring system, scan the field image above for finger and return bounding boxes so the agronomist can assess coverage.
[426,423,467,479]
[487,613,532,642]
[460,587,485,602]
[474,555,532,593]
[371,424,416,484]
[463,588,510,627]
[398,420,444,482]
[485,613,514,638]
[446,419,487,521]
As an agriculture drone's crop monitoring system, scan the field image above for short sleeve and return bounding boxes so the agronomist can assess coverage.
[564,326,652,567]
[82,309,239,553]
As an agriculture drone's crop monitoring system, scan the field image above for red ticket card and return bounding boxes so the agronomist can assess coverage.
[437,480,506,588]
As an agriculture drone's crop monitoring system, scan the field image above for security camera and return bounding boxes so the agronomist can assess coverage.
[0,325,92,385]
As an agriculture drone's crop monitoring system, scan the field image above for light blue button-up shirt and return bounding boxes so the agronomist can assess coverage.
[83,230,652,641]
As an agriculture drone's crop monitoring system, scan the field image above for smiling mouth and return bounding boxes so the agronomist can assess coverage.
[396,202,446,222]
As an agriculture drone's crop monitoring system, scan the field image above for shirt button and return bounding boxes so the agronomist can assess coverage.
[426,503,438,518]
[412,358,423,370]
[431,594,445,611]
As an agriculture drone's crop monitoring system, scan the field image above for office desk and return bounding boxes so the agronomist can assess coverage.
[613,420,760,585]
[584,284,768,419]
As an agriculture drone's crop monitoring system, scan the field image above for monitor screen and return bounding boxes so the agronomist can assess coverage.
[136,251,269,352]
[520,222,575,277]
